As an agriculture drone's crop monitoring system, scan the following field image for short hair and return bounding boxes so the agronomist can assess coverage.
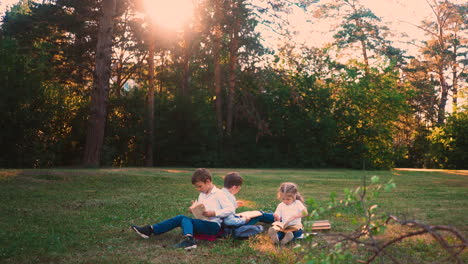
[191,168,212,184]
[224,172,243,188]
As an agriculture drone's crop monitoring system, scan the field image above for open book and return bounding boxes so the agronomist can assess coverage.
[235,210,263,219]
[189,202,209,220]
[271,221,302,232]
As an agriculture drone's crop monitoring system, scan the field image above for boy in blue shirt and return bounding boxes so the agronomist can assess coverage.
[131,168,235,249]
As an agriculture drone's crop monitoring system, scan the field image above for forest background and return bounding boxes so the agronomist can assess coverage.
[0,0,467,170]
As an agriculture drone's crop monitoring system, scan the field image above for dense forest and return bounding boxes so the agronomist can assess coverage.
[0,0,466,169]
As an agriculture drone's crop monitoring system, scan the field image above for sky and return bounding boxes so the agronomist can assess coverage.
[0,0,448,37]
[271,0,438,52]
[0,0,464,54]
[0,0,464,55]
[0,0,466,55]
[0,0,17,14]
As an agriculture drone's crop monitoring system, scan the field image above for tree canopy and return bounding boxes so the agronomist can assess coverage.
[0,0,466,169]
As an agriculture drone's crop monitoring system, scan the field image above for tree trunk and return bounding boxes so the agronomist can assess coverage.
[82,0,116,167]
[114,51,124,97]
[226,2,240,136]
[213,0,223,137]
[145,39,155,166]
[437,66,449,125]
[360,39,369,74]
[451,43,459,112]
[435,9,448,125]
[181,28,192,98]
[355,17,369,75]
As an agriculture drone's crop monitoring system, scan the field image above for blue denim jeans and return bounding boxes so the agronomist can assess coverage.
[151,215,220,236]
[246,211,275,225]
[277,229,303,240]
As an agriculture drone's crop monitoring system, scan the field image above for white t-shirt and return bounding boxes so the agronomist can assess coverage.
[221,188,238,208]
[197,186,235,225]
[274,200,306,226]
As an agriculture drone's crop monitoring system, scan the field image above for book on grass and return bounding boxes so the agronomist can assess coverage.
[190,202,209,220]
[304,220,331,230]
[235,210,263,219]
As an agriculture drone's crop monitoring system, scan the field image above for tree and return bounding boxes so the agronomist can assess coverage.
[0,37,42,167]
[313,0,405,75]
[83,0,117,166]
[111,1,147,97]
[145,33,155,166]
[1,0,96,167]
[226,0,241,136]
[213,0,224,137]
[417,0,467,124]
[428,110,468,169]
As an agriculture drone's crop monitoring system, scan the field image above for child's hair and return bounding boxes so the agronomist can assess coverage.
[277,182,304,203]
[191,168,212,184]
[224,172,243,188]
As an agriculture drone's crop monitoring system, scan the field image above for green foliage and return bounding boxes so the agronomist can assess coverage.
[0,37,68,167]
[400,110,468,169]
[331,68,409,169]
[305,245,356,264]
[0,0,465,169]
[427,111,468,169]
[303,175,398,263]
[103,89,147,166]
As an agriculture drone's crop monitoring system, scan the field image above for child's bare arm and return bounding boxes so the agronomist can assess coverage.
[241,215,251,223]
[188,200,196,214]
[273,213,280,222]
[284,209,308,225]
[203,210,216,217]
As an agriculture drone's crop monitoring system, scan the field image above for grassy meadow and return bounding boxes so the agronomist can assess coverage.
[0,168,466,263]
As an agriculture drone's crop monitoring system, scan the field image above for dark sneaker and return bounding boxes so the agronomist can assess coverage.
[131,225,153,239]
[268,227,279,244]
[174,236,197,250]
[280,231,294,245]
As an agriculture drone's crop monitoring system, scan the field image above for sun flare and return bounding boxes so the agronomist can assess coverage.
[143,0,194,30]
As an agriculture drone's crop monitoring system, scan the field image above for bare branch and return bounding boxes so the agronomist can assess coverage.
[397,19,438,39]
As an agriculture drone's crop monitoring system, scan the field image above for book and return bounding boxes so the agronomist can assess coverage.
[304,220,331,230]
[190,202,209,220]
[235,210,263,219]
[271,221,302,232]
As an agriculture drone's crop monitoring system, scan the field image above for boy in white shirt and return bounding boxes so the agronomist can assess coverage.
[131,168,235,249]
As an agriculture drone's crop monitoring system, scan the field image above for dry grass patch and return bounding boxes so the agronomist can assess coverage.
[0,170,21,180]
[376,224,436,244]
[162,169,191,173]
[248,234,303,264]
[237,199,258,209]
[394,168,468,176]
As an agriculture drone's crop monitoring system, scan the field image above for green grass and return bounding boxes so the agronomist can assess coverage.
[0,168,466,263]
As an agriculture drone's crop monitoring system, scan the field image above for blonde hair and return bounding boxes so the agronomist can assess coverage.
[277,182,304,203]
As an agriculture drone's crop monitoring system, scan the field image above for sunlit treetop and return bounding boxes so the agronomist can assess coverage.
[142,0,194,31]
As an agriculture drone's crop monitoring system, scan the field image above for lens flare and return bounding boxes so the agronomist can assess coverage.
[143,0,194,30]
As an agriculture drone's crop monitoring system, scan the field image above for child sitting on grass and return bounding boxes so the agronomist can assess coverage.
[222,172,275,227]
[268,182,308,245]
[131,168,235,250]
[221,172,251,226]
